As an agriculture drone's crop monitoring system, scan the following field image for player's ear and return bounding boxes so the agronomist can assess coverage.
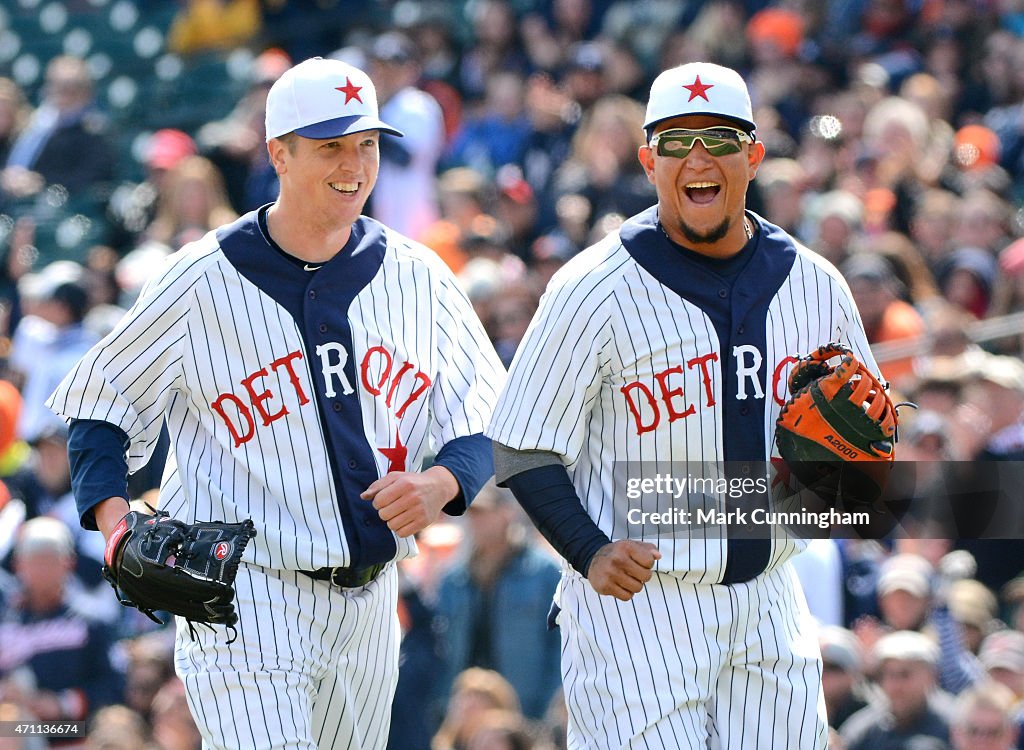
[747,140,766,180]
[638,144,655,184]
[267,138,289,175]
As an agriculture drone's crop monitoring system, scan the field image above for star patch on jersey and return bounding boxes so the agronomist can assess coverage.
[379,430,407,473]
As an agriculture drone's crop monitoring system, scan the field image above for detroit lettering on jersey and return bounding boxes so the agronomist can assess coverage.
[48,211,503,571]
[488,208,878,584]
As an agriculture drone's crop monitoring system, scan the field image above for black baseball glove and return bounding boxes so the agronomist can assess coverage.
[102,509,256,633]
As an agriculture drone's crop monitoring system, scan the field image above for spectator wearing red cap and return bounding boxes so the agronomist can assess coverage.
[746,7,808,136]
[947,124,1012,196]
[494,164,540,260]
[107,129,197,251]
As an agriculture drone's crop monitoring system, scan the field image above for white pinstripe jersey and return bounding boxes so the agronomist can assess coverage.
[488,208,878,584]
[48,213,504,571]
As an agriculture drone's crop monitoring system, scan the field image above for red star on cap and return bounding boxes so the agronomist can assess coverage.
[379,430,407,473]
[683,75,714,102]
[336,77,363,105]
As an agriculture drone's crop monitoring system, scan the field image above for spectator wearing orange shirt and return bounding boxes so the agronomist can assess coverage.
[843,253,926,389]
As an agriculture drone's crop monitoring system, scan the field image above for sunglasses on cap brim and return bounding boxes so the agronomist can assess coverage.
[649,126,754,158]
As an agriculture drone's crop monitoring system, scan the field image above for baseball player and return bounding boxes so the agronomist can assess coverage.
[488,62,879,749]
[47,57,503,750]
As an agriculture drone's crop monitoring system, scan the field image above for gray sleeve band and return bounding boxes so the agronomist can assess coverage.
[493,443,563,484]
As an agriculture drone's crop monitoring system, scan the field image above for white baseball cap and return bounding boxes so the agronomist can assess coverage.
[265,57,404,142]
[15,516,75,558]
[644,61,756,135]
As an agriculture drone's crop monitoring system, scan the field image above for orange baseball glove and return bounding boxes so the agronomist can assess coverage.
[775,343,902,510]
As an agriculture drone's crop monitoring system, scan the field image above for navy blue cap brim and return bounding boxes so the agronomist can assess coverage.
[293,114,404,139]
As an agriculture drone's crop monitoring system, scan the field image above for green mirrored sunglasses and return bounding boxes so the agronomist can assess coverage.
[649,127,753,158]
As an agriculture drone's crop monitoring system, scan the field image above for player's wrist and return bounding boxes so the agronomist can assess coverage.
[94,496,131,540]
[424,464,460,502]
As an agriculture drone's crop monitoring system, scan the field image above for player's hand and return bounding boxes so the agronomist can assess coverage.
[585,540,661,601]
[361,466,459,538]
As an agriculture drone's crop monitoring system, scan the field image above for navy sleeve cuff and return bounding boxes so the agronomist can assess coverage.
[433,433,494,515]
[503,463,611,576]
[68,419,130,531]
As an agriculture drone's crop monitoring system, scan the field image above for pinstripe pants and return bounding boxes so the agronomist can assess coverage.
[175,563,400,750]
[558,561,828,750]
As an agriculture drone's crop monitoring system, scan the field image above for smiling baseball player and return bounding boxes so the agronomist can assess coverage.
[488,62,878,748]
[48,57,503,750]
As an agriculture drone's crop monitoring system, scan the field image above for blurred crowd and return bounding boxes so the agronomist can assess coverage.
[0,0,1023,748]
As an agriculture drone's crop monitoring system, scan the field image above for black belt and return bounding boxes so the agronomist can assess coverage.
[299,562,386,588]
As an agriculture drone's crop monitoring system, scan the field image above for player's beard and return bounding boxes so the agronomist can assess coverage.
[675,215,732,246]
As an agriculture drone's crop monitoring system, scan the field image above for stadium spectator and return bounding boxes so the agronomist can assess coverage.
[493,165,541,261]
[950,681,1020,750]
[142,156,237,250]
[0,518,123,735]
[550,94,651,223]
[85,704,156,750]
[804,190,864,267]
[1,56,114,207]
[434,483,561,720]
[367,31,446,242]
[842,631,953,750]
[432,668,522,750]
[458,0,530,104]
[876,553,935,633]
[7,264,97,444]
[819,625,873,731]
[465,708,536,750]
[446,71,533,176]
[0,79,28,168]
[107,129,198,252]
[148,678,201,750]
[952,353,1024,461]
[166,0,261,57]
[910,189,961,276]
[197,48,291,213]
[842,253,927,388]
[979,631,1024,703]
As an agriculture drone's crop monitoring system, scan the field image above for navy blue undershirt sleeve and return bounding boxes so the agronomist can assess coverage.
[502,463,611,576]
[67,418,130,531]
[433,432,494,515]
